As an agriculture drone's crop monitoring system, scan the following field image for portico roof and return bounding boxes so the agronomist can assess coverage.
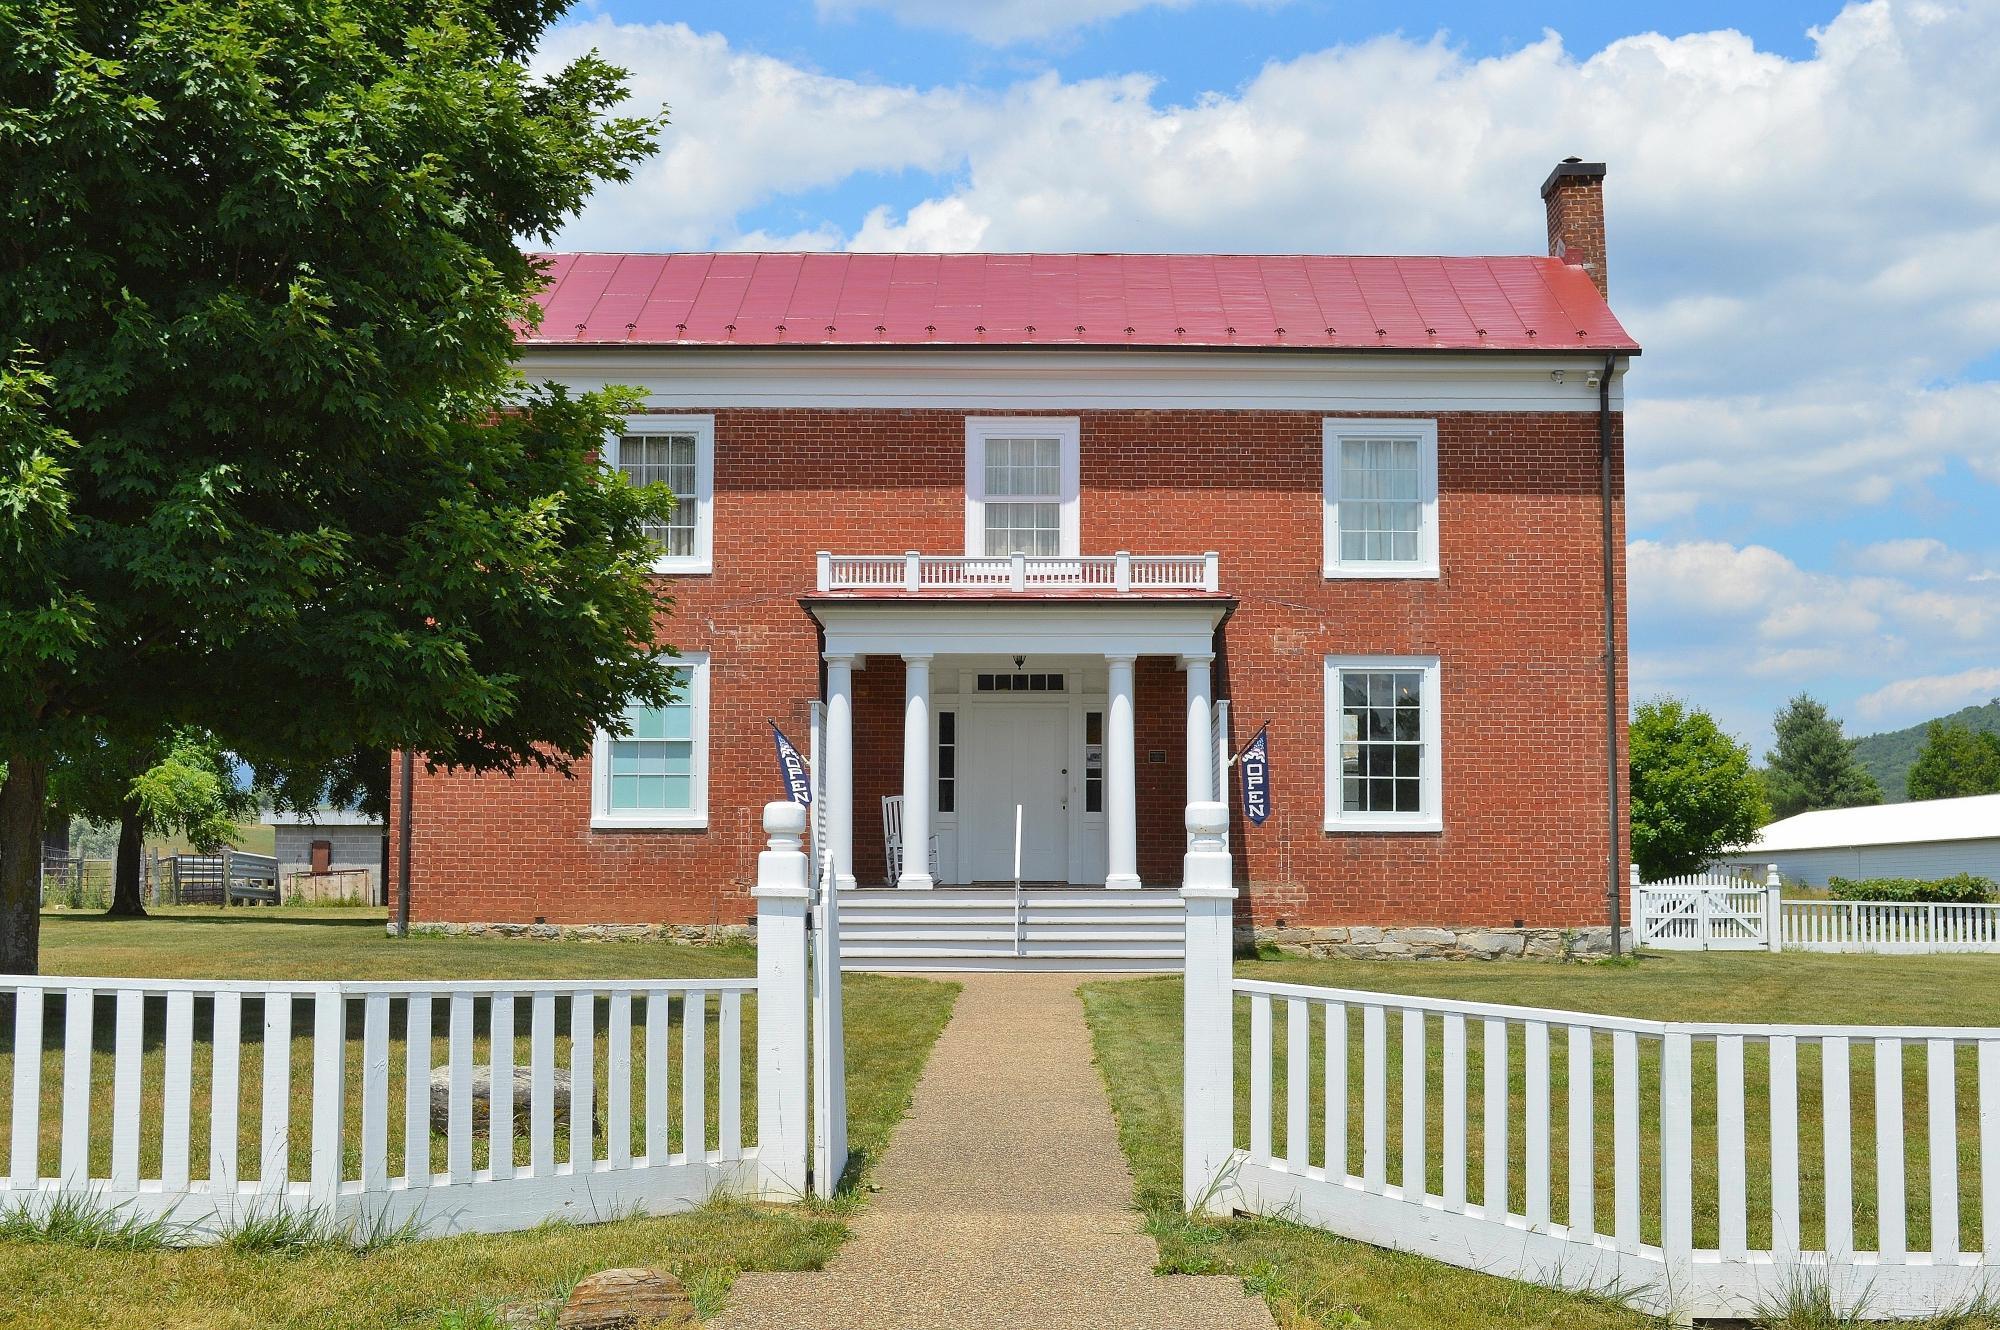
[805,597,1233,660]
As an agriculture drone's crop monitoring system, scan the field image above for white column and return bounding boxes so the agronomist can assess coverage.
[825,653,856,892]
[1106,653,1141,889]
[1181,800,1237,1213]
[753,802,810,1198]
[1183,654,1214,815]
[898,654,934,890]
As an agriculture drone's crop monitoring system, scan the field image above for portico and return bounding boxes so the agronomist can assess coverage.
[807,570,1231,898]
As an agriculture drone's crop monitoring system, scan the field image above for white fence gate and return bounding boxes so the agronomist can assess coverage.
[1,803,832,1241]
[1632,868,1779,952]
[1182,806,2000,1323]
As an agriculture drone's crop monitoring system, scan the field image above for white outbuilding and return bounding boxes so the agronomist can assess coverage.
[1715,793,2000,888]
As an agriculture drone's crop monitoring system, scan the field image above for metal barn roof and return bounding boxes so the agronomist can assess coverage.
[521,252,1639,353]
[1741,794,2000,853]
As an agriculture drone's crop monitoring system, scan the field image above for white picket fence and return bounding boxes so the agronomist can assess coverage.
[0,806,826,1240]
[1180,806,2000,1323]
[1633,868,2000,955]
[1781,899,2000,954]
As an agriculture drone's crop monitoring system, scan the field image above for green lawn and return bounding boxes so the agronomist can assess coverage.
[1084,950,2000,1330]
[0,908,957,1330]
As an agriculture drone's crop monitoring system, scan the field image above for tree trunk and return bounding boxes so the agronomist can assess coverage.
[107,798,147,918]
[0,756,49,974]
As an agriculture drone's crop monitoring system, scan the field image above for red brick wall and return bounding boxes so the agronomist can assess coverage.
[402,406,1627,932]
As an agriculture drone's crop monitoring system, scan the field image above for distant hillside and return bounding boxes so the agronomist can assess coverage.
[1853,698,2000,802]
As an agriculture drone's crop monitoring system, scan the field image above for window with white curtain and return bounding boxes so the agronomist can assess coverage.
[1322,419,1438,577]
[609,415,714,574]
[964,417,1079,557]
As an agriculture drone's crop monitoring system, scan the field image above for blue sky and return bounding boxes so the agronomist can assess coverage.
[535,0,2000,750]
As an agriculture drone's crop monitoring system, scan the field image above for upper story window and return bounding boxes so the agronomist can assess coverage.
[593,653,709,829]
[1323,655,1442,833]
[609,415,714,575]
[965,417,1079,557]
[1322,419,1438,579]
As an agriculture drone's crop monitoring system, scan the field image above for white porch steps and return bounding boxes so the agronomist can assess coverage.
[833,887,1185,972]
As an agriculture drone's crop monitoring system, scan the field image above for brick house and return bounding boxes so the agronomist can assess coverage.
[398,158,1637,967]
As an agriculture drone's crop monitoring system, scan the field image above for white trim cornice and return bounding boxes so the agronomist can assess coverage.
[518,348,1628,414]
[810,601,1228,660]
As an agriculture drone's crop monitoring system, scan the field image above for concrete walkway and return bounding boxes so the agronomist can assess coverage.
[716,973,1274,1330]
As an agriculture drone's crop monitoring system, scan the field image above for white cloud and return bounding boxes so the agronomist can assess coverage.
[1852,537,1971,579]
[814,0,1271,44]
[531,20,981,251]
[1630,538,2000,722]
[1855,667,2000,720]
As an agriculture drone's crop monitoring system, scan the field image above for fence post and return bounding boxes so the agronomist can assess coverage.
[753,802,811,1199]
[1629,863,1643,948]
[1182,800,1238,1214]
[1765,865,1783,953]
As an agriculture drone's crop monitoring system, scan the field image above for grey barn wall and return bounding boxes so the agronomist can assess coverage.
[1724,838,2000,888]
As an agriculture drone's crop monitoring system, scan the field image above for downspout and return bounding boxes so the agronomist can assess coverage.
[394,749,414,938]
[1599,354,1623,956]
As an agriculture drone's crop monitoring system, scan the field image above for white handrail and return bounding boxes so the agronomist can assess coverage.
[1012,804,1024,958]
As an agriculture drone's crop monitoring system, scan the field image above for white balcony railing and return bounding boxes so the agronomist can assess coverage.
[815,551,1220,595]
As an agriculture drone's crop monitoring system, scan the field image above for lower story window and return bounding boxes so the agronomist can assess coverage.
[1323,655,1441,832]
[594,653,709,828]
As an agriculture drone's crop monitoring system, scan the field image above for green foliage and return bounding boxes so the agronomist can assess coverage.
[1827,874,1997,904]
[0,0,671,968]
[1905,721,2000,802]
[1763,694,1883,819]
[0,352,94,700]
[1852,699,2000,802]
[1629,696,1769,880]
[51,727,253,852]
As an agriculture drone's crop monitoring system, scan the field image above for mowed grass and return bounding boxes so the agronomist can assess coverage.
[1083,950,2000,1330]
[0,908,957,1330]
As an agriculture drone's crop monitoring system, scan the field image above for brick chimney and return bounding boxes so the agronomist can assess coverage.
[1541,157,1608,298]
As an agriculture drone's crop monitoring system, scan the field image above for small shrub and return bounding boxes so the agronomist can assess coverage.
[1826,874,1996,904]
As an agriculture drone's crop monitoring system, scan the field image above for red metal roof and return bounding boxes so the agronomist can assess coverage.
[522,252,1638,353]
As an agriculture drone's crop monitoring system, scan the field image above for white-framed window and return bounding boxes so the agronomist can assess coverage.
[1322,418,1439,578]
[592,652,710,829]
[964,417,1080,557]
[1323,655,1442,833]
[607,414,714,574]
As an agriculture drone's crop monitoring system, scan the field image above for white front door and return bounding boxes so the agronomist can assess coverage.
[962,703,1069,881]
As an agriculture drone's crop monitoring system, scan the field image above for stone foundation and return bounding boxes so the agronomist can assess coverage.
[1256,923,1631,962]
[405,920,750,945]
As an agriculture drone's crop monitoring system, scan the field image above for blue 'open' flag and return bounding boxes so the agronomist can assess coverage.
[1240,724,1271,825]
[770,721,812,806]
